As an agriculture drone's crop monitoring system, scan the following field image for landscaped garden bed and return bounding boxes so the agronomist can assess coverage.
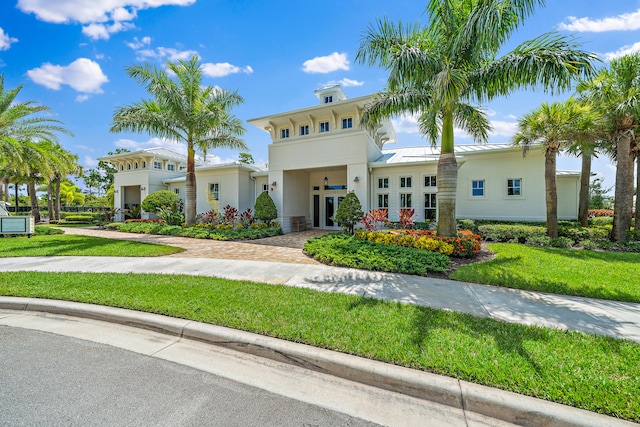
[105,221,282,241]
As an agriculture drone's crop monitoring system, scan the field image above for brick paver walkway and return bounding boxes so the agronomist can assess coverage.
[61,227,328,265]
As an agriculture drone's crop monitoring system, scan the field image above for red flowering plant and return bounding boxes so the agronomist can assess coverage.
[361,209,388,231]
[399,208,417,229]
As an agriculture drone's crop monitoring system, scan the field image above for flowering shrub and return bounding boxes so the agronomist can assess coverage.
[198,209,220,227]
[354,228,480,257]
[361,209,388,231]
[239,208,254,227]
[399,208,417,229]
[589,209,614,217]
[223,204,238,226]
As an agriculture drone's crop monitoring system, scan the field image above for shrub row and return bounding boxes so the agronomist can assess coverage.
[354,229,481,258]
[304,233,451,275]
[107,222,282,241]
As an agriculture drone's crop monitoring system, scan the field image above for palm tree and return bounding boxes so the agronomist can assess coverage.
[356,0,596,237]
[111,56,247,225]
[578,53,640,240]
[514,99,601,237]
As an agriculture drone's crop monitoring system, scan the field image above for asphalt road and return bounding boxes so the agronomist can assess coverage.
[0,326,378,427]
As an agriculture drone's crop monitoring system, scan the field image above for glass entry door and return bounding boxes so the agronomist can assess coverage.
[324,195,345,229]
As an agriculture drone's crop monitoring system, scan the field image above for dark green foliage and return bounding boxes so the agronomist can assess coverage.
[35,226,64,236]
[112,221,282,240]
[254,191,277,224]
[333,192,363,234]
[304,233,450,275]
[141,190,183,214]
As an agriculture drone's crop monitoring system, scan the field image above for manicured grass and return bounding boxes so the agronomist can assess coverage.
[0,271,638,422]
[451,243,640,303]
[0,234,183,257]
[304,233,451,275]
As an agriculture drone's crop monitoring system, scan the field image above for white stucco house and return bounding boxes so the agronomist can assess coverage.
[100,85,580,232]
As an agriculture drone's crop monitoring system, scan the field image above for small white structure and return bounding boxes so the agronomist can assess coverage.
[100,85,580,231]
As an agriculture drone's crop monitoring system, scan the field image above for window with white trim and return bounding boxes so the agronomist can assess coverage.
[209,183,219,200]
[134,162,139,169]
[424,175,436,188]
[300,125,309,135]
[167,164,175,171]
[377,178,389,189]
[153,161,162,170]
[262,184,269,192]
[341,117,353,129]
[471,180,485,197]
[281,128,290,139]
[174,188,180,195]
[400,176,412,188]
[507,178,522,196]
[127,163,131,170]
[324,95,333,104]
[120,165,124,171]
[377,193,389,209]
[400,193,412,208]
[424,193,437,221]
[142,161,147,168]
[320,121,330,133]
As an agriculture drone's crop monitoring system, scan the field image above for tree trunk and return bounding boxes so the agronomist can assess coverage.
[578,153,591,227]
[47,180,54,221]
[185,143,197,226]
[545,148,559,239]
[27,180,41,223]
[54,177,61,220]
[611,130,635,241]
[635,152,640,231]
[14,183,19,213]
[3,176,9,202]
[436,109,457,238]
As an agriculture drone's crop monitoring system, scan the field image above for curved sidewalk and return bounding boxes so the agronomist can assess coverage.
[1,255,639,343]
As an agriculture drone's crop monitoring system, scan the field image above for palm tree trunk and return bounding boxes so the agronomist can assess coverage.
[47,180,54,221]
[545,148,559,238]
[635,153,640,231]
[54,176,61,220]
[27,180,41,223]
[185,144,197,226]
[0,176,6,201]
[578,153,591,227]
[14,182,19,214]
[611,130,635,242]
[436,109,458,238]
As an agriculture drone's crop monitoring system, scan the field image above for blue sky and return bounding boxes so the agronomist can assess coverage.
[2,0,640,192]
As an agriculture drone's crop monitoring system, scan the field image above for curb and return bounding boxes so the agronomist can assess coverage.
[0,296,634,427]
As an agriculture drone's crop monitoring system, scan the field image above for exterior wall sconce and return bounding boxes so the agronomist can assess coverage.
[271,181,277,186]
[114,189,119,194]
[324,177,328,186]
[353,176,359,183]
[140,186,146,191]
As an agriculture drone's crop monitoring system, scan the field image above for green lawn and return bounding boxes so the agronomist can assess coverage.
[0,235,182,257]
[451,243,640,303]
[0,271,638,422]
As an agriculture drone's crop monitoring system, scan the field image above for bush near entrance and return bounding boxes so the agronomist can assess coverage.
[254,191,277,224]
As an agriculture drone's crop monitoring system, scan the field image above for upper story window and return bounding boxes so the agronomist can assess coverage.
[120,165,124,171]
[424,175,437,188]
[127,163,131,170]
[377,178,389,189]
[142,161,147,168]
[324,95,333,104]
[153,161,162,170]
[341,117,353,129]
[134,162,139,169]
[472,179,485,197]
[167,164,175,171]
[400,176,412,188]
[320,121,330,133]
[281,128,290,139]
[300,125,309,135]
[507,178,522,196]
[209,183,219,200]
[179,166,186,171]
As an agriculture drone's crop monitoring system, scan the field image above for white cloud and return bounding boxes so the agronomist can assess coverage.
[0,28,18,50]
[603,42,640,60]
[114,137,187,155]
[302,52,350,74]
[325,78,364,87]
[83,155,98,168]
[488,120,518,138]
[126,36,151,50]
[27,58,108,93]
[202,62,253,78]
[391,113,518,140]
[559,9,640,32]
[134,46,198,62]
[391,114,420,134]
[75,94,90,102]
[17,0,195,39]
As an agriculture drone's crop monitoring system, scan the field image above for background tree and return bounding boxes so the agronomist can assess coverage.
[334,192,363,234]
[578,53,640,240]
[356,0,595,237]
[514,98,602,236]
[254,191,277,225]
[111,56,246,225]
[589,177,613,210]
[238,152,254,164]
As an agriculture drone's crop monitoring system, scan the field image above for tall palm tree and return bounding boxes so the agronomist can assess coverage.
[356,0,596,237]
[514,99,601,237]
[111,56,247,225]
[578,53,640,240]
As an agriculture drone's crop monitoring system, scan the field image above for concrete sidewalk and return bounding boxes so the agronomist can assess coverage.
[1,256,639,343]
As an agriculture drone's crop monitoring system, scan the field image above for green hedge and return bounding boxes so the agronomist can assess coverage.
[108,222,282,241]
